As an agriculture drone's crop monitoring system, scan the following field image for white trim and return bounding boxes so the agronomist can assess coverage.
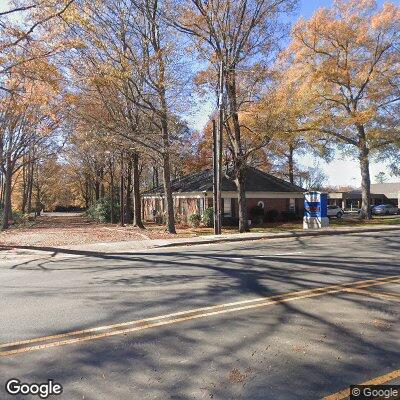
[173,192,206,199]
[219,191,304,199]
[142,195,164,199]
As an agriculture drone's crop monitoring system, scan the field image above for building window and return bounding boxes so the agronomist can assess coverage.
[231,198,236,218]
[198,198,205,215]
[289,198,296,212]
[224,198,232,216]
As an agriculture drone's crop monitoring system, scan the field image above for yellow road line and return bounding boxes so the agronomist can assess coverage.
[345,288,400,301]
[1,275,398,358]
[2,276,397,349]
[324,369,400,400]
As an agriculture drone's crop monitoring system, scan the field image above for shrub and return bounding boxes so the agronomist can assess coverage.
[264,209,279,223]
[11,211,24,225]
[249,205,264,225]
[0,210,32,226]
[222,216,239,226]
[188,213,201,228]
[202,207,214,227]
[281,211,300,222]
[85,197,120,223]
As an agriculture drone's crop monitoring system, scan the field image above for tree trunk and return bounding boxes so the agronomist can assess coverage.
[95,180,100,201]
[110,164,115,224]
[148,9,176,234]
[84,177,90,209]
[0,171,4,208]
[132,153,144,229]
[158,67,175,233]
[359,141,372,220]
[27,158,34,214]
[125,158,133,224]
[225,68,249,232]
[34,164,41,217]
[235,165,249,233]
[21,158,27,214]
[2,165,12,230]
[162,152,176,234]
[99,167,105,198]
[288,144,294,184]
[120,154,125,227]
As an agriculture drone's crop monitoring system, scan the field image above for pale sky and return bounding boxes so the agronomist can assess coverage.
[188,0,400,187]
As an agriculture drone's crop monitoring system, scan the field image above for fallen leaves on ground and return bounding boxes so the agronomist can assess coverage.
[0,214,204,247]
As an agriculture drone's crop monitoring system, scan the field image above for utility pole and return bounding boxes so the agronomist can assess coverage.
[212,119,218,234]
[213,61,224,235]
[120,151,125,227]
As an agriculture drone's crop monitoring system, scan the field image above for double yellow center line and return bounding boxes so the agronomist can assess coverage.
[1,275,398,357]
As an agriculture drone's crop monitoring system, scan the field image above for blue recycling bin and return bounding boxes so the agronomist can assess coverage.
[303,192,329,229]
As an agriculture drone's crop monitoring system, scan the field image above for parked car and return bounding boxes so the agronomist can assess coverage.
[327,205,344,218]
[372,204,400,216]
[356,205,379,215]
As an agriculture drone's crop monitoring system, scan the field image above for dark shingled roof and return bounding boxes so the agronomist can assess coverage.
[144,167,305,195]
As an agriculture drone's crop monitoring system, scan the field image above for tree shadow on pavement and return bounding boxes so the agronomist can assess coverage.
[1,232,399,399]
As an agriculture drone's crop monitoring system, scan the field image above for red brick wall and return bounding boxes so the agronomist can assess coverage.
[243,198,290,214]
[143,195,304,223]
[175,198,200,224]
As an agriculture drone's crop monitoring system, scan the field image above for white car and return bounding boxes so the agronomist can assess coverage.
[327,205,344,218]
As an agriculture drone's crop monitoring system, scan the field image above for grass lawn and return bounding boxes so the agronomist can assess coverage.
[330,215,400,226]
[222,215,400,234]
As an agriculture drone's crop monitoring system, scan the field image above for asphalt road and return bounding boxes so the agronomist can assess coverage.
[0,231,399,399]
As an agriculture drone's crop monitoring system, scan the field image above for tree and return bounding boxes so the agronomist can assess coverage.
[295,165,327,191]
[172,0,297,232]
[0,58,62,229]
[0,0,77,92]
[0,1,76,50]
[61,0,192,233]
[282,0,400,219]
[375,171,387,184]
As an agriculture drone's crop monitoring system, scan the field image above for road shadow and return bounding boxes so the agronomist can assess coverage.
[1,232,399,399]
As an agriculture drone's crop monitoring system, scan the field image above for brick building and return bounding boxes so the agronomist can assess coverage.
[142,167,305,225]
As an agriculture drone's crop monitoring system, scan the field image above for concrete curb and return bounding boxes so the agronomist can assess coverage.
[154,225,400,249]
[2,225,399,258]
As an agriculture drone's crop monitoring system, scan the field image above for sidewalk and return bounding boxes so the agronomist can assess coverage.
[71,224,400,252]
[2,224,400,260]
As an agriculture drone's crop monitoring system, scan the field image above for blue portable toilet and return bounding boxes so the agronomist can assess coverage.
[303,192,329,229]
